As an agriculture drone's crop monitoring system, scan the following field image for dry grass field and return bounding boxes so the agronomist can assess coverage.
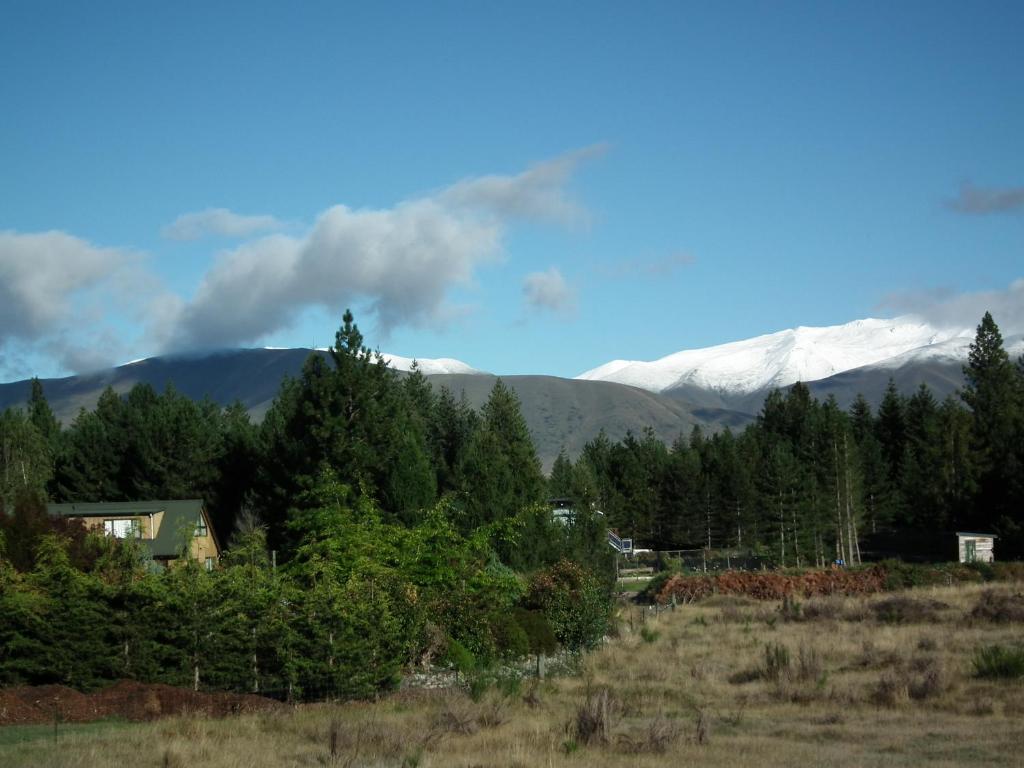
[3,580,1024,767]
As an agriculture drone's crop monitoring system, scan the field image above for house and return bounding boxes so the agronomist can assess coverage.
[47,499,221,570]
[956,532,996,564]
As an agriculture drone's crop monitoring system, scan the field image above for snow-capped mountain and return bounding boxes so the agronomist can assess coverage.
[258,348,480,375]
[576,318,985,395]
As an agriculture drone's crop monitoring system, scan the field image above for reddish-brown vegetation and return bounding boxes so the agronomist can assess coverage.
[656,567,888,604]
[0,680,281,726]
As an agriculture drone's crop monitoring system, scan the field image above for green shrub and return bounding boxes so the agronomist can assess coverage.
[525,560,610,650]
[444,639,477,676]
[762,642,791,682]
[489,612,530,660]
[962,561,996,582]
[972,645,1024,680]
[513,608,558,656]
[639,626,660,643]
[878,560,946,590]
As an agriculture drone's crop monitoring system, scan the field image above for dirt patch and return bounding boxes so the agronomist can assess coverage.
[0,681,282,726]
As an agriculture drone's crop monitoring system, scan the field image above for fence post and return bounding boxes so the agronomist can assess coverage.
[537,653,546,680]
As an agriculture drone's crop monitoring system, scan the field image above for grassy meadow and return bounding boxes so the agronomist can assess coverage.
[3,580,1024,768]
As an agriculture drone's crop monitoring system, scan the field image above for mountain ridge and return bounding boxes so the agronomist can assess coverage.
[3,317,1021,469]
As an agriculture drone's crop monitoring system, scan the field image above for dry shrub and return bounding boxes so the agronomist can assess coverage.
[871,595,948,624]
[695,708,711,745]
[434,695,479,735]
[796,644,824,682]
[656,568,887,605]
[567,688,618,746]
[856,639,901,669]
[802,599,841,621]
[616,715,682,754]
[872,672,910,707]
[476,693,509,728]
[871,658,948,707]
[522,679,541,708]
[321,716,407,762]
[970,590,1024,623]
[908,659,949,700]
[813,712,844,725]
[718,605,754,624]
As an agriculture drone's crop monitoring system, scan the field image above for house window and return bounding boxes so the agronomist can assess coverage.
[204,557,215,572]
[194,515,207,537]
[105,519,141,539]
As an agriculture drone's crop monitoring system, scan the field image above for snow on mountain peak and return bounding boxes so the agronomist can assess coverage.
[378,353,481,376]
[258,348,481,375]
[576,317,974,395]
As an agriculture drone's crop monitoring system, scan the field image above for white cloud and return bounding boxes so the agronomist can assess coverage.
[0,230,175,377]
[0,230,128,341]
[442,143,607,228]
[162,208,286,240]
[166,146,600,350]
[1,147,603,376]
[878,279,1024,335]
[523,267,575,314]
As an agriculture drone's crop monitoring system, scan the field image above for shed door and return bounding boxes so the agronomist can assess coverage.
[965,539,977,563]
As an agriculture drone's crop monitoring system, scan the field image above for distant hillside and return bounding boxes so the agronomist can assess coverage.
[426,373,750,469]
[0,349,750,470]
[4,326,1010,470]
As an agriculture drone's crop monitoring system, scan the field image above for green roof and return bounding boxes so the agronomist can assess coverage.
[47,499,216,558]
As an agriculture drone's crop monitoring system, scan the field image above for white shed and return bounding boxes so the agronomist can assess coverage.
[956,532,996,563]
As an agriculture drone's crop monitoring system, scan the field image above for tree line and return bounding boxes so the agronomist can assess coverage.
[548,312,1024,562]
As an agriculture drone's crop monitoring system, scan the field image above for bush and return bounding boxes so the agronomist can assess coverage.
[568,688,618,746]
[444,640,477,676]
[969,590,1024,623]
[871,596,947,624]
[525,560,610,650]
[512,608,558,656]
[639,626,660,644]
[762,643,791,682]
[488,612,530,660]
[878,560,947,591]
[972,645,1024,680]
[992,562,1024,582]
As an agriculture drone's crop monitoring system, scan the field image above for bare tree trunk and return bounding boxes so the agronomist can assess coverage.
[252,626,259,693]
[833,440,844,563]
[706,488,712,551]
[778,489,785,567]
[790,491,802,568]
[842,433,857,565]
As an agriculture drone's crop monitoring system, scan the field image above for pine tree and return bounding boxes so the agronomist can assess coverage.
[961,312,1024,545]
[460,379,543,528]
[548,448,575,499]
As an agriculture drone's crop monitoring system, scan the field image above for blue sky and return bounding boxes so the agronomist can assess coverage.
[1,1,1022,382]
